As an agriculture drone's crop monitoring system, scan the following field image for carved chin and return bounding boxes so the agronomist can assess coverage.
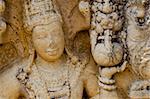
[92,43,123,66]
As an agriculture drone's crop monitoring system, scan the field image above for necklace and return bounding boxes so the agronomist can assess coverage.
[17,57,86,99]
[36,60,71,99]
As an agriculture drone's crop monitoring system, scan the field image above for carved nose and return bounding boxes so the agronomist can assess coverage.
[48,35,55,47]
[136,10,145,18]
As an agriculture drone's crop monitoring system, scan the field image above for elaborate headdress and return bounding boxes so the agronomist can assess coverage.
[23,0,62,32]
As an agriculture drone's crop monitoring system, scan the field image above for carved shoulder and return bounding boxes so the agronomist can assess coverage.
[0,53,32,98]
[0,59,24,99]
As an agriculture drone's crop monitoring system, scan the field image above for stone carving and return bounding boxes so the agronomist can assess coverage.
[79,1,91,25]
[126,0,150,98]
[0,0,98,98]
[56,0,91,65]
[90,0,127,98]
[1,0,150,99]
[0,0,6,44]
[0,43,18,70]
[129,80,150,98]
[14,0,99,98]
[126,0,150,79]
[0,0,18,71]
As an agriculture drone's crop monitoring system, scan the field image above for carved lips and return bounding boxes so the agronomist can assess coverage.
[45,48,59,56]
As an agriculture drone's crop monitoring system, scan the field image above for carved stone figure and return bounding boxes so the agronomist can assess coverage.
[126,0,150,98]
[0,0,99,98]
[126,0,150,79]
[2,0,150,99]
[90,0,127,99]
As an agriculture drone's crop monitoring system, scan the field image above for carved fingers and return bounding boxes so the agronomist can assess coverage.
[98,61,127,91]
[100,67,118,79]
[117,61,127,72]
[99,61,127,79]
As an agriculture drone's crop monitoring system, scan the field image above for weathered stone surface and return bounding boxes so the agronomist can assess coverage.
[0,0,150,99]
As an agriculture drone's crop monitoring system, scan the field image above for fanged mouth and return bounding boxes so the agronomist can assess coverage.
[135,18,148,28]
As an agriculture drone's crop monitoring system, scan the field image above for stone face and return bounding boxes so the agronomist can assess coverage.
[0,0,150,99]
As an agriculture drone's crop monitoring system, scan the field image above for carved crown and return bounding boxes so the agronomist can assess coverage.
[23,0,62,32]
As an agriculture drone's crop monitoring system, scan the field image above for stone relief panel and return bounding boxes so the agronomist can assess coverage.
[0,0,150,99]
[0,0,99,99]
[126,0,150,98]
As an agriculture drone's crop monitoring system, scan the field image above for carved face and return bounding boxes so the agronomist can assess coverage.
[96,12,123,31]
[32,22,64,61]
[126,2,150,29]
[90,0,124,66]
[90,30,123,66]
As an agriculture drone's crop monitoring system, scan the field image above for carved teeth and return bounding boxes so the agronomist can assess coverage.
[139,18,144,23]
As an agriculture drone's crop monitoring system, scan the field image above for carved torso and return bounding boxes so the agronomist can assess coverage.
[17,55,98,99]
[25,64,70,99]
